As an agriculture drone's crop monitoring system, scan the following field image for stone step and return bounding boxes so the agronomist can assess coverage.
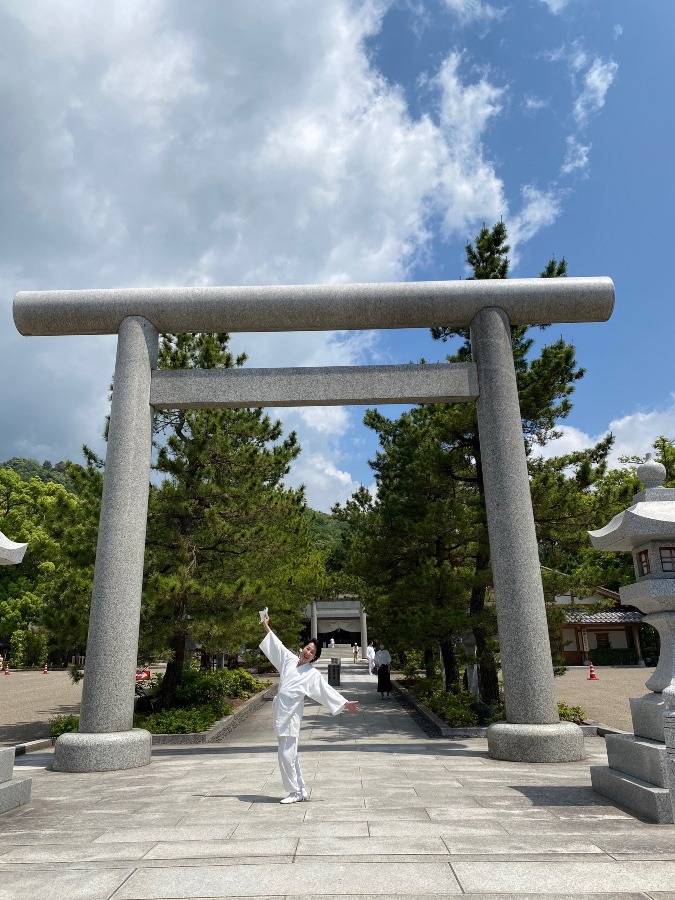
[0,778,32,814]
[0,747,14,783]
[605,732,668,787]
[0,747,33,815]
[590,764,673,824]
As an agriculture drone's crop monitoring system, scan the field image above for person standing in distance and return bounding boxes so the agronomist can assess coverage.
[260,613,360,803]
[374,642,392,699]
[366,640,376,675]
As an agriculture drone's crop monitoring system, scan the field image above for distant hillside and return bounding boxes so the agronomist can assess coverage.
[305,508,347,554]
[1,457,75,492]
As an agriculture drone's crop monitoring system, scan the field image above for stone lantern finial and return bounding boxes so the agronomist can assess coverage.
[637,453,667,490]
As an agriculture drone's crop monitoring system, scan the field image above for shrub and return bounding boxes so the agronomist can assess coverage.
[402,650,423,681]
[67,663,84,684]
[50,714,79,737]
[174,668,262,714]
[557,701,587,724]
[134,704,232,734]
[410,676,444,700]
[407,678,504,728]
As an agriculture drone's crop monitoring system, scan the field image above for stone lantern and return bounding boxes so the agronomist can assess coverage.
[0,529,31,815]
[587,453,675,822]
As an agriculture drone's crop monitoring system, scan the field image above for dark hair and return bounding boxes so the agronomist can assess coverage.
[308,638,321,661]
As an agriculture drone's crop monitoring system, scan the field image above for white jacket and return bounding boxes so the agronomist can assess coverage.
[260,631,347,737]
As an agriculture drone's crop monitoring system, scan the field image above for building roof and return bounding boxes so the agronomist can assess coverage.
[564,609,644,625]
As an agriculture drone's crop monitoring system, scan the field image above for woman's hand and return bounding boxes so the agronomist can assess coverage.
[344,700,360,714]
[262,614,271,633]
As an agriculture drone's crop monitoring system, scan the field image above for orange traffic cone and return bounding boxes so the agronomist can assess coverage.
[42,663,49,675]
[3,666,9,676]
[588,661,598,680]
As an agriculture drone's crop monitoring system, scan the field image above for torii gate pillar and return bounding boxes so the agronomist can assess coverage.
[471,308,584,761]
[53,317,157,772]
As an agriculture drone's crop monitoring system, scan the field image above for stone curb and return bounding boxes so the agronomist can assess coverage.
[150,681,277,745]
[13,739,54,757]
[393,681,601,738]
[13,680,278,753]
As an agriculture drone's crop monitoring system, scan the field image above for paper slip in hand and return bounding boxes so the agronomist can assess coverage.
[259,607,269,622]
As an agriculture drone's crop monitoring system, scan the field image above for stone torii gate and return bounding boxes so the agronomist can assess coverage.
[14,277,614,773]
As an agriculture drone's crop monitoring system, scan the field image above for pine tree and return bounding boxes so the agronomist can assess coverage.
[144,332,323,707]
[337,222,586,704]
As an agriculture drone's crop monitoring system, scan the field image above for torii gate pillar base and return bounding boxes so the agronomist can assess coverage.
[53,728,152,772]
[487,722,585,763]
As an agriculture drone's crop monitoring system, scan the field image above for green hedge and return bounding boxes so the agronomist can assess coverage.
[50,668,267,736]
[134,704,232,734]
[405,679,504,727]
[590,648,638,666]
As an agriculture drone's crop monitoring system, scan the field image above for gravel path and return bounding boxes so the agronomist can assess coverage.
[554,664,654,731]
[0,669,82,747]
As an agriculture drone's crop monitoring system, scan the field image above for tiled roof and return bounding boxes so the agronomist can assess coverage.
[564,610,644,624]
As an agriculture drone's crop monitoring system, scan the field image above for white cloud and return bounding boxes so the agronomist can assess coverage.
[523,95,549,114]
[573,57,618,127]
[291,452,364,513]
[510,184,563,250]
[537,0,572,13]
[433,52,508,235]
[561,135,591,175]
[543,43,617,127]
[298,407,351,436]
[441,0,506,25]
[0,0,604,509]
[532,396,675,470]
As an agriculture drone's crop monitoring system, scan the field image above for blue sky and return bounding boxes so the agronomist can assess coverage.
[0,0,672,511]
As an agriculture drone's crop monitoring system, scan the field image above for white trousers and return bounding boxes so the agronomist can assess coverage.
[277,736,306,795]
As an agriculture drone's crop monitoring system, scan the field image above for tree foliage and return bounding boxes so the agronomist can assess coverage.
[1,457,74,492]
[0,460,99,661]
[335,222,598,704]
[143,332,325,706]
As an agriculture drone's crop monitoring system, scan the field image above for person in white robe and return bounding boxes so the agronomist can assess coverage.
[260,614,360,803]
[366,640,376,675]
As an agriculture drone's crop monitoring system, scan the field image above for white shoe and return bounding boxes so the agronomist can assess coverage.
[301,789,309,801]
[280,793,302,804]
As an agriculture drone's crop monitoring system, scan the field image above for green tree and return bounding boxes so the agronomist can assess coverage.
[39,453,103,660]
[0,466,69,639]
[338,222,585,704]
[0,457,102,664]
[143,332,324,707]
[1,457,74,492]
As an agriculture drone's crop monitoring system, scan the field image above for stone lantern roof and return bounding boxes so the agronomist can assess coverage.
[588,454,675,553]
[0,530,28,565]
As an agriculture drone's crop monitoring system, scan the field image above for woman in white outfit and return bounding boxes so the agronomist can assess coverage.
[374,643,392,699]
[260,614,360,803]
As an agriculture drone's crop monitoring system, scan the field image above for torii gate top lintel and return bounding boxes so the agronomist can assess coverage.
[14,276,614,336]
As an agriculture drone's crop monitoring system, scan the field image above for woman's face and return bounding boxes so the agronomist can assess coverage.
[300,642,317,663]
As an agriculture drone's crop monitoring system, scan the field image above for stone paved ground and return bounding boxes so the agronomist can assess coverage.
[2,652,675,899]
